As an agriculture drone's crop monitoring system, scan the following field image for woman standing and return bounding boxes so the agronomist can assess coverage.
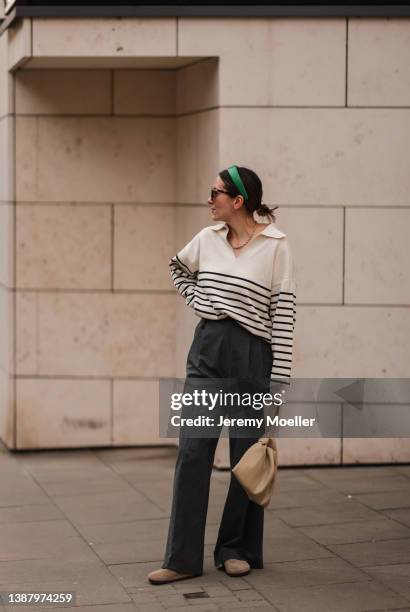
[148,165,296,585]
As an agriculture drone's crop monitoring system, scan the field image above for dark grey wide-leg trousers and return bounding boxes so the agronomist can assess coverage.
[161,316,273,576]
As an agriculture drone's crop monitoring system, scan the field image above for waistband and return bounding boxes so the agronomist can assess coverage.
[198,316,268,344]
[199,316,238,328]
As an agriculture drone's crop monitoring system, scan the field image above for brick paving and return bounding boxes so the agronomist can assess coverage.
[0,442,410,611]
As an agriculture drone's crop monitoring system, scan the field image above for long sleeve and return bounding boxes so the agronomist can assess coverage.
[269,237,296,383]
[169,231,201,308]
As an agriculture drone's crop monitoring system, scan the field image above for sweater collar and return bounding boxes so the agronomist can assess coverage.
[209,221,286,239]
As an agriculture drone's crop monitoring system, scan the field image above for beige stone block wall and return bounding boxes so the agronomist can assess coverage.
[8,58,220,449]
[176,58,218,115]
[114,69,176,115]
[32,18,177,58]
[348,19,410,106]
[219,107,409,207]
[0,369,14,448]
[345,208,410,304]
[173,59,220,379]
[208,19,409,464]
[176,110,219,204]
[16,204,112,289]
[0,203,14,288]
[114,205,175,291]
[278,439,342,466]
[7,18,31,71]
[0,16,408,463]
[0,32,15,448]
[16,116,176,203]
[10,66,181,448]
[15,292,36,375]
[0,285,14,374]
[296,306,410,378]
[265,19,346,106]
[343,438,410,464]
[277,208,343,304]
[178,18,346,106]
[16,292,176,378]
[15,69,112,115]
[0,32,13,117]
[0,117,14,202]
[16,379,111,448]
[113,380,171,445]
[202,18,407,466]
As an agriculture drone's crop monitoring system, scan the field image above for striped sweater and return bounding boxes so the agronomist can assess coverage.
[169,221,296,382]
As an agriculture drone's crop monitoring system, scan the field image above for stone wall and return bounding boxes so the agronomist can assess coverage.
[0,29,15,449]
[0,17,409,462]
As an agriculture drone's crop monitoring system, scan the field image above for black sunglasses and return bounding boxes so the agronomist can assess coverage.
[210,188,229,200]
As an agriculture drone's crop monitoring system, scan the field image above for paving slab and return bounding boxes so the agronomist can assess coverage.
[1,446,410,611]
[328,538,410,566]
[394,465,410,478]
[363,563,410,599]
[320,473,410,494]
[218,582,252,592]
[3,605,137,612]
[306,466,398,482]
[298,517,410,545]
[78,517,170,545]
[38,476,133,497]
[13,449,100,469]
[354,490,410,510]
[258,580,409,611]
[277,468,315,479]
[230,604,271,610]
[268,487,349,509]
[0,520,86,562]
[204,522,221,545]
[262,532,333,563]
[383,508,410,528]
[0,564,132,607]
[269,500,382,526]
[52,490,168,526]
[116,464,177,484]
[130,478,228,512]
[0,503,64,523]
[200,504,223,526]
[95,447,177,482]
[272,474,328,493]
[243,557,371,588]
[14,463,116,484]
[109,558,225,590]
[90,536,171,565]
[0,475,50,507]
[95,446,177,462]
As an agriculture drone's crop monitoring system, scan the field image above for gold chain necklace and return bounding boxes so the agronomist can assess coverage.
[228,222,257,250]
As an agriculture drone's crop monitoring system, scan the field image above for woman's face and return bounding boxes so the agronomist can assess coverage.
[208,175,241,222]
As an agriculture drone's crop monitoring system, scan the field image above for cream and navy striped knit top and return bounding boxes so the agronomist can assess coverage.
[169,221,296,382]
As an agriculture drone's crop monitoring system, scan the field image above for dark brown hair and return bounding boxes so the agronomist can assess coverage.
[219,166,278,223]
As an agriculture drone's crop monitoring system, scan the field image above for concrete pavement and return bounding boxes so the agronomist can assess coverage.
[0,441,410,611]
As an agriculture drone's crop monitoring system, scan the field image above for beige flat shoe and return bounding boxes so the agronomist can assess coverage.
[148,568,198,585]
[223,559,251,577]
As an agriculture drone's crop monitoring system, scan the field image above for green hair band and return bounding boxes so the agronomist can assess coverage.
[227,165,249,201]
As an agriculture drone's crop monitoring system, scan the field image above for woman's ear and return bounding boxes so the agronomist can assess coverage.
[234,195,245,210]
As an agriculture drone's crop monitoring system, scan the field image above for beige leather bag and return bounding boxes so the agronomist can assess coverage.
[231,438,278,508]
